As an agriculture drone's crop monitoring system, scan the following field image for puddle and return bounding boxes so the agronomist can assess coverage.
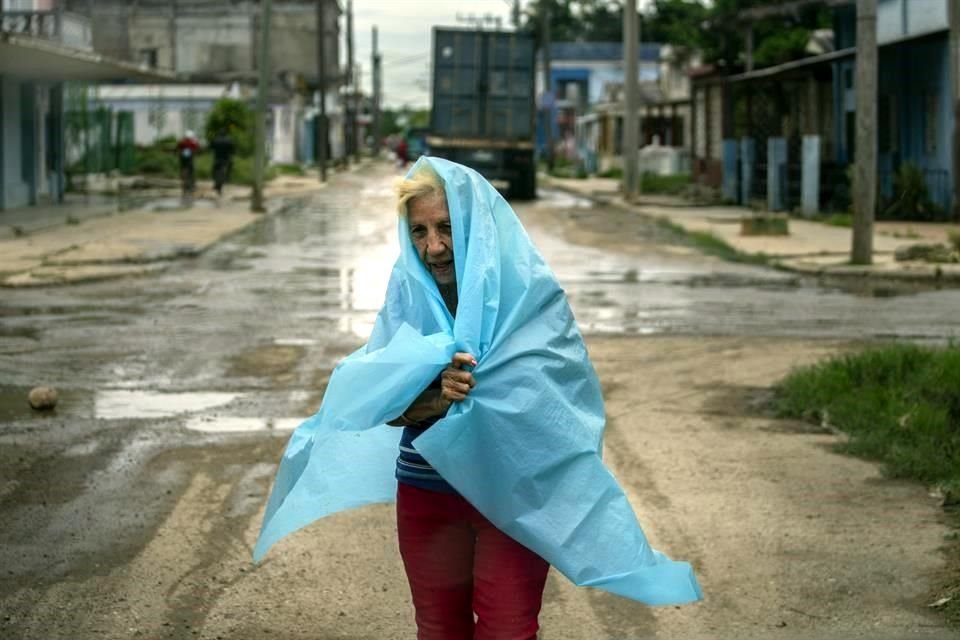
[95,390,238,420]
[184,415,303,433]
[273,338,317,347]
[145,197,217,212]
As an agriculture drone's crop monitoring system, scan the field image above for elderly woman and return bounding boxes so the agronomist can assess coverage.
[388,167,550,639]
[254,158,701,640]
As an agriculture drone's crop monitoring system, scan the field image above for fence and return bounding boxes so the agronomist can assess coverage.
[64,84,135,183]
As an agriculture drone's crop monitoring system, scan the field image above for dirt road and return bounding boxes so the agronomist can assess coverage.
[4,336,953,640]
[1,165,957,639]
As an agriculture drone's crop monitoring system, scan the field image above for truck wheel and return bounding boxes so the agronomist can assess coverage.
[511,168,537,201]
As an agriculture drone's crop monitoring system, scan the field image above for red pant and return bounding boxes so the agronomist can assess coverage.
[397,483,550,640]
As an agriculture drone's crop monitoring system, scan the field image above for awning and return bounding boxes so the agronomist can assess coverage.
[0,33,177,82]
[726,47,855,83]
[726,26,949,84]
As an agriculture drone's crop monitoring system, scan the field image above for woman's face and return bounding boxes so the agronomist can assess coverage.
[407,194,455,285]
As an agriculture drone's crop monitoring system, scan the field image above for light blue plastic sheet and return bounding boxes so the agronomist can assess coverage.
[254,157,703,606]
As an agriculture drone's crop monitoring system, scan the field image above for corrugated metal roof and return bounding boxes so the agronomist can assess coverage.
[549,42,661,62]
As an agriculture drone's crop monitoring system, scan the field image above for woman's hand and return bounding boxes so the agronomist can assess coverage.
[440,352,476,403]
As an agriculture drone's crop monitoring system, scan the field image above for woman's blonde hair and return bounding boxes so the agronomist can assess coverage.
[395,165,446,215]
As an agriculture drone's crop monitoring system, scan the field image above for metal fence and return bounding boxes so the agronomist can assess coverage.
[65,84,135,181]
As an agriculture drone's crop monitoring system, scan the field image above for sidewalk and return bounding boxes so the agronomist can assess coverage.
[0,168,356,288]
[541,174,960,282]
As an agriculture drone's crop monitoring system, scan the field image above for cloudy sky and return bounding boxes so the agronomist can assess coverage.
[351,1,520,109]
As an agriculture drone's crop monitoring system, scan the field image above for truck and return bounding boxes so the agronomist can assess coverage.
[428,27,537,200]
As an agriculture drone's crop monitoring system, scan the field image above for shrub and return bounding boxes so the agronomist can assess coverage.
[882,163,942,221]
[205,98,254,156]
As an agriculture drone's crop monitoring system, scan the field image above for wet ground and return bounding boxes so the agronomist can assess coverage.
[1,162,959,639]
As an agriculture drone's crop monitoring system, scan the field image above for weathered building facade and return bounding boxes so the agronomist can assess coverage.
[64,0,344,164]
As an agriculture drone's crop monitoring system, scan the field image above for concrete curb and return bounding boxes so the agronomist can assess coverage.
[540,176,960,284]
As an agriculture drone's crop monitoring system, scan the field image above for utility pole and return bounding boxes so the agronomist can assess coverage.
[252,0,272,213]
[372,26,382,155]
[542,0,554,172]
[316,0,327,181]
[512,0,520,28]
[851,0,876,264]
[623,0,639,201]
[346,0,355,163]
[949,0,960,221]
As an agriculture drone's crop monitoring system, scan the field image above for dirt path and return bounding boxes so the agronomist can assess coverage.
[5,336,953,640]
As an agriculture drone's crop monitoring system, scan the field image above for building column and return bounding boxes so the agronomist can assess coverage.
[0,76,6,211]
[51,83,65,204]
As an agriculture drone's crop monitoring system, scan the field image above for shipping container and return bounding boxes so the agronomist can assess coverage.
[428,28,537,199]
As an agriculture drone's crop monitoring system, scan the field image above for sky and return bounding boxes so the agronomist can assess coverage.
[351,1,517,109]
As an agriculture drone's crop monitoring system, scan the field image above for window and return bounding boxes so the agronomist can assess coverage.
[139,48,159,68]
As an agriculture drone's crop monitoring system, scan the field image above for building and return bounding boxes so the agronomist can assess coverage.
[576,44,696,175]
[1,0,173,212]
[536,41,662,159]
[692,0,957,219]
[65,0,345,164]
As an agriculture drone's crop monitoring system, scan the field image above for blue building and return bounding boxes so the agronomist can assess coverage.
[536,42,662,158]
[691,0,956,219]
[832,0,953,212]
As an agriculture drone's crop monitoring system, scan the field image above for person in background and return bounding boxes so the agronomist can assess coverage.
[210,129,236,197]
[176,130,200,203]
[395,134,409,168]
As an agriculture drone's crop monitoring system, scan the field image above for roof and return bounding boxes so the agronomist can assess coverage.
[0,33,177,82]
[740,0,853,22]
[549,42,661,63]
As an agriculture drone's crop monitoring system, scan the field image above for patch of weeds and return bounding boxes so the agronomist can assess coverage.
[813,212,852,228]
[273,163,306,177]
[640,173,690,195]
[774,343,960,492]
[654,217,771,265]
[598,167,623,179]
[949,231,960,253]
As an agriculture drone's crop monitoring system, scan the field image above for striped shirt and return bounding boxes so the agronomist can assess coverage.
[395,281,458,494]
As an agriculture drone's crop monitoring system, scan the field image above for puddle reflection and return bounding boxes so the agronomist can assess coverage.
[95,390,238,420]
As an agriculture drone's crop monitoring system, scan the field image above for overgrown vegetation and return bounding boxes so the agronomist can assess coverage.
[641,173,690,195]
[813,212,853,228]
[654,218,771,265]
[131,138,279,186]
[521,1,829,68]
[881,163,943,221]
[775,344,960,496]
[205,98,255,156]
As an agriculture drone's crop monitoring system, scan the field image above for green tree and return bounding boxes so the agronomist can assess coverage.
[205,98,254,156]
[521,0,624,46]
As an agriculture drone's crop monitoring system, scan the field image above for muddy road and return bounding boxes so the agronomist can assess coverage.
[1,162,958,639]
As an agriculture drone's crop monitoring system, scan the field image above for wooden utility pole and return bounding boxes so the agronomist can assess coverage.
[542,0,554,172]
[252,0,272,213]
[372,26,382,155]
[346,0,355,163]
[623,0,639,200]
[949,0,960,221]
[316,0,327,181]
[851,0,876,264]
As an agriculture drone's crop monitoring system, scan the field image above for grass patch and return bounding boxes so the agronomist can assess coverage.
[598,167,623,179]
[655,218,771,265]
[641,173,690,196]
[813,212,853,228]
[774,343,960,494]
